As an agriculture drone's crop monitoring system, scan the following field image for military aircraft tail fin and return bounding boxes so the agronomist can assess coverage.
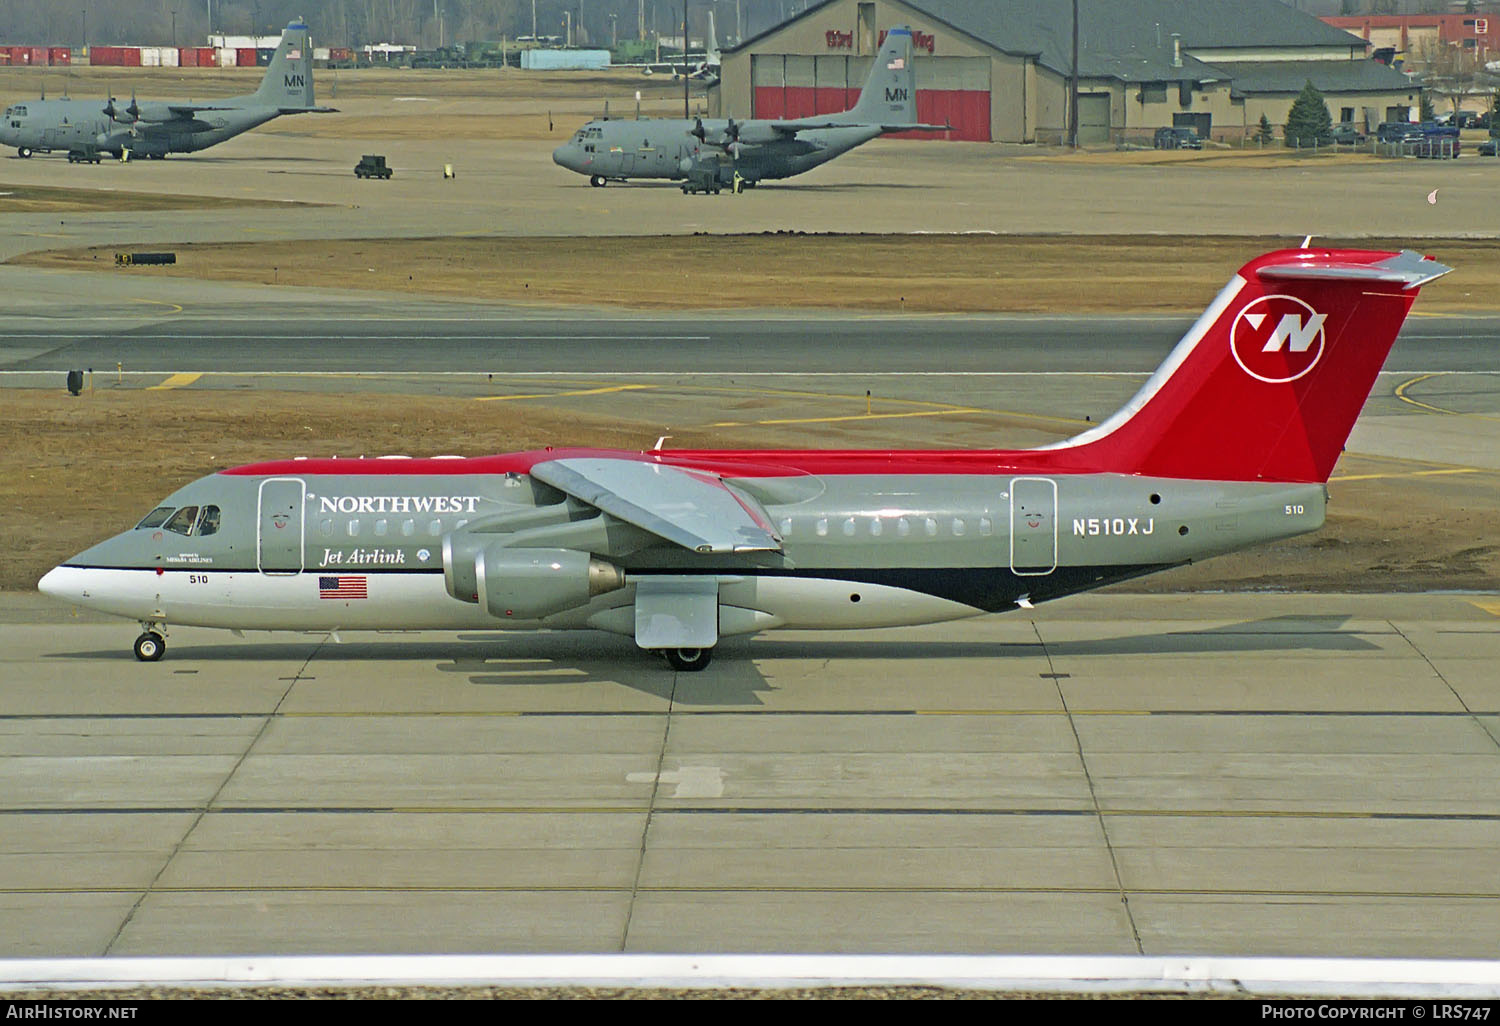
[840,27,918,126]
[1040,249,1451,483]
[251,21,316,110]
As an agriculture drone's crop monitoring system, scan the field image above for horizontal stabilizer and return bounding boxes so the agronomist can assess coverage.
[530,458,782,554]
[1256,249,1451,288]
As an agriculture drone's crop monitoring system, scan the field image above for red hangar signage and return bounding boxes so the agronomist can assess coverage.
[825,28,936,53]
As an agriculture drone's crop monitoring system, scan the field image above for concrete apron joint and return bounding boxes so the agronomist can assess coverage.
[1387,619,1500,753]
[101,636,329,955]
[1031,620,1144,955]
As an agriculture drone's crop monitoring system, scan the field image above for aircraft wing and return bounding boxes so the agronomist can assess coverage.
[160,103,339,118]
[529,457,782,554]
[766,120,950,135]
[165,103,240,118]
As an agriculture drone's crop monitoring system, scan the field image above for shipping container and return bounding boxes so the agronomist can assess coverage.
[178,47,197,67]
[256,48,274,66]
[195,47,215,66]
[122,47,142,67]
[217,47,236,67]
[236,47,256,67]
[140,47,161,67]
[49,47,71,65]
[160,47,178,67]
[0,51,10,66]
[313,47,330,61]
[330,47,354,61]
[520,48,611,70]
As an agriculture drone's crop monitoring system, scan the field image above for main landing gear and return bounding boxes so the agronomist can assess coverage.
[133,624,166,662]
[661,647,713,671]
[16,147,32,158]
[589,175,607,187]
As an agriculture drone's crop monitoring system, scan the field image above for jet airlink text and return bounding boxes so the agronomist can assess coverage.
[316,494,483,514]
[320,548,408,566]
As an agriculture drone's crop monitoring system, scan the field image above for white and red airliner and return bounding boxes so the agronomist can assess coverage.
[40,246,1450,669]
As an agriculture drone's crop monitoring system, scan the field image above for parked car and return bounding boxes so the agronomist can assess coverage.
[1476,138,1497,157]
[1413,123,1460,158]
[1376,121,1422,143]
[1153,126,1203,150]
[1330,123,1366,144]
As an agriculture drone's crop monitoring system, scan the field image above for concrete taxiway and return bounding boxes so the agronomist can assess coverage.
[2,591,1498,957]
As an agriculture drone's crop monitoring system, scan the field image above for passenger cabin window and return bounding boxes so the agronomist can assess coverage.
[136,506,175,530]
[164,506,200,536]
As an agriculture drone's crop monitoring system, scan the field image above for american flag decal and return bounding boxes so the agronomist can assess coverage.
[319,576,367,600]
[287,48,302,59]
[887,57,904,69]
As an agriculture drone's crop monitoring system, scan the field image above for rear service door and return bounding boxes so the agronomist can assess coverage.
[257,477,306,574]
[1009,477,1057,576]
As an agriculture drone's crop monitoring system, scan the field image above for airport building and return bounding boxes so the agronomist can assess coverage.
[712,0,1421,143]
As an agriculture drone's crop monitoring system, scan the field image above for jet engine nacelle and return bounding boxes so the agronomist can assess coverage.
[475,546,626,620]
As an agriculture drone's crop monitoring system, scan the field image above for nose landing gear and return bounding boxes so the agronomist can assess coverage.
[133,623,167,661]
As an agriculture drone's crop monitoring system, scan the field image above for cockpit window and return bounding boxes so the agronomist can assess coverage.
[164,506,200,536]
[198,505,221,536]
[136,506,175,529]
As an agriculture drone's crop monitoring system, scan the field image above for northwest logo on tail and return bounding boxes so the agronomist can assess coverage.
[1230,295,1327,383]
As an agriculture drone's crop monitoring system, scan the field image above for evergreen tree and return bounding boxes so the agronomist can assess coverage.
[1256,113,1275,144]
[1420,91,1436,123]
[1284,80,1333,147]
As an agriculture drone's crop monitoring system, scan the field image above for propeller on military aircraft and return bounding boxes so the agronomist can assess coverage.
[103,96,117,119]
[126,93,140,121]
[690,116,706,141]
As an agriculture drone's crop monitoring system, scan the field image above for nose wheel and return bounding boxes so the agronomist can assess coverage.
[17,147,32,158]
[589,175,607,187]
[133,628,166,662]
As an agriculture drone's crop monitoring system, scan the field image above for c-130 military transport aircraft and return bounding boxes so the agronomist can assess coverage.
[552,26,946,192]
[40,246,1449,670]
[0,21,334,161]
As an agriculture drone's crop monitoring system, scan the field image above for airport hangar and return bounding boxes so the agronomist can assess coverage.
[709,0,1420,144]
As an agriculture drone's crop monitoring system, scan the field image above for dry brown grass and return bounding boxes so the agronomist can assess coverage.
[0,182,300,213]
[15,233,1500,312]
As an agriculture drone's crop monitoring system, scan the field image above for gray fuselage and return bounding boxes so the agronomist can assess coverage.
[0,98,278,157]
[41,453,1325,636]
[552,117,882,185]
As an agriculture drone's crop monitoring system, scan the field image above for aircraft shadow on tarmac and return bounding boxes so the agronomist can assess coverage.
[47,615,1376,706]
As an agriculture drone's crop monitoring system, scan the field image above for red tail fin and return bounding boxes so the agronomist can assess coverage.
[1049,248,1450,483]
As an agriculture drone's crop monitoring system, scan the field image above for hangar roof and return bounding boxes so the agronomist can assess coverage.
[729,0,1393,87]
[1223,60,1421,97]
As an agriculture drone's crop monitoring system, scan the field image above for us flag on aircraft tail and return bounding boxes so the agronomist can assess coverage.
[319,576,367,600]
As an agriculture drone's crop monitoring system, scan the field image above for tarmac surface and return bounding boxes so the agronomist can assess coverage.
[3,590,1499,958]
[3,92,1499,976]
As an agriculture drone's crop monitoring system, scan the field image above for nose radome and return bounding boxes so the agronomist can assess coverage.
[552,145,570,168]
[38,566,76,603]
